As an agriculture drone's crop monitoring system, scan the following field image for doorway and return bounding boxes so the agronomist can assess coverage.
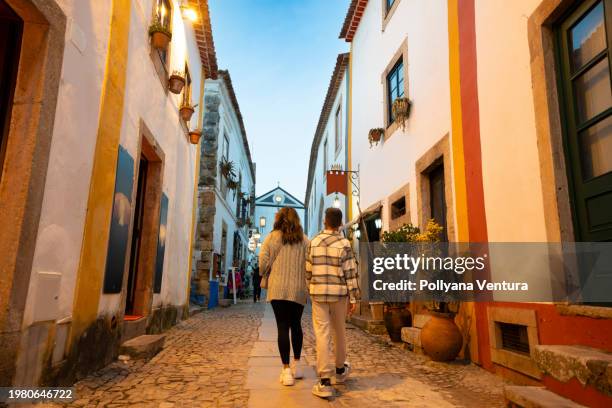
[0,1,22,183]
[428,162,448,242]
[125,156,148,315]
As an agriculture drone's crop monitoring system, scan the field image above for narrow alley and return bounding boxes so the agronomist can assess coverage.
[46,302,505,407]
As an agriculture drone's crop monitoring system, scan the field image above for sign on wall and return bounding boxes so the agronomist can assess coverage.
[103,145,134,293]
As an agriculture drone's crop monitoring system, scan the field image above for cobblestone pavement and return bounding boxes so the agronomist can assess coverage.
[300,308,507,407]
[47,302,264,408]
[42,301,505,407]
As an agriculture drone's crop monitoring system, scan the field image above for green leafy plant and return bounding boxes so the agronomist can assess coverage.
[148,18,172,38]
[219,158,236,179]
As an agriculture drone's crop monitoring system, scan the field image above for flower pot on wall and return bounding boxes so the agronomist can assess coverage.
[188,129,202,145]
[180,105,195,122]
[368,128,385,147]
[383,305,411,342]
[420,312,463,362]
[392,97,411,130]
[168,73,186,94]
[150,30,171,50]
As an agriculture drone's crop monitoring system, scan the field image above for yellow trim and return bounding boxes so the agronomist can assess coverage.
[347,45,354,222]
[71,0,131,344]
[447,0,469,242]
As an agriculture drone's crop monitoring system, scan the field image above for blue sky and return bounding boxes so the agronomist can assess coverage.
[208,0,349,201]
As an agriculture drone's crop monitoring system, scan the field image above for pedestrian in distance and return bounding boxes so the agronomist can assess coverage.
[259,207,309,386]
[306,207,360,398]
[252,262,261,303]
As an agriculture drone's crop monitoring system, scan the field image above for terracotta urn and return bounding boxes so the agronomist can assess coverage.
[383,305,412,342]
[180,105,195,122]
[168,74,186,94]
[150,31,171,50]
[188,129,202,145]
[420,312,463,361]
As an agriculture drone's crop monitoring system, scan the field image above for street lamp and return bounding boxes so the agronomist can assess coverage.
[333,193,341,209]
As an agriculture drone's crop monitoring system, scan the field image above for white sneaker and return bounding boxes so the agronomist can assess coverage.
[312,380,334,398]
[279,367,295,386]
[292,360,304,379]
[332,362,351,384]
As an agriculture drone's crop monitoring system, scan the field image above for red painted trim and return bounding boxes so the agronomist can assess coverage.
[456,0,492,369]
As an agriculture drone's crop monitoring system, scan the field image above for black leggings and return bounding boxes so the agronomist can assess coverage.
[270,300,304,365]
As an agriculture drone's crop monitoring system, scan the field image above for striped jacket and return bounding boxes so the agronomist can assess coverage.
[306,230,360,303]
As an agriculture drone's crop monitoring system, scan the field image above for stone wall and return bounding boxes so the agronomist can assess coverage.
[193,91,221,299]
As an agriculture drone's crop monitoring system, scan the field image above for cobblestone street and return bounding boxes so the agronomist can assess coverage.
[41,300,506,407]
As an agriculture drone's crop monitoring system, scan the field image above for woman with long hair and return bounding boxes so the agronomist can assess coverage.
[259,207,309,386]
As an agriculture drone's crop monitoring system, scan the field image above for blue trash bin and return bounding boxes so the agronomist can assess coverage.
[208,280,219,309]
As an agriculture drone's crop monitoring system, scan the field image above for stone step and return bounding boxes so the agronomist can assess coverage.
[119,334,165,360]
[121,316,147,343]
[349,314,387,335]
[533,345,612,396]
[504,386,586,408]
[401,327,421,346]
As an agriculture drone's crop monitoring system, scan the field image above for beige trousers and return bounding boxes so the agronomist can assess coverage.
[311,297,347,379]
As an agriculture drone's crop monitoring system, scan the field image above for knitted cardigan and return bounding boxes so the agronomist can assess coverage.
[259,230,309,305]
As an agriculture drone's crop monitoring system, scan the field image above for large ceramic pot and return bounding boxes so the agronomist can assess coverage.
[421,312,463,362]
[383,306,411,342]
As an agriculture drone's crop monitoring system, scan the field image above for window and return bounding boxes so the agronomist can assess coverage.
[499,323,530,355]
[335,105,342,153]
[386,58,404,124]
[222,133,229,161]
[557,0,612,241]
[153,0,172,65]
[386,0,396,12]
[391,196,406,220]
[182,63,192,108]
[323,138,328,176]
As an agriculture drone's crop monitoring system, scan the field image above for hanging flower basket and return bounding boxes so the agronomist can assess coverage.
[179,104,195,122]
[368,128,385,147]
[188,129,202,145]
[227,178,239,191]
[168,71,186,94]
[392,97,411,130]
[219,158,236,179]
[148,20,172,50]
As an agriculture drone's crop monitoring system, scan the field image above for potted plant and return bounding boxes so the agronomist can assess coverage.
[368,128,385,147]
[227,178,239,191]
[179,102,195,122]
[168,71,186,94]
[148,18,172,50]
[188,129,202,145]
[219,158,236,180]
[392,97,411,130]
[380,220,443,342]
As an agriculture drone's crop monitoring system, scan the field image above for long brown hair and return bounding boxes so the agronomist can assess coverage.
[273,207,304,245]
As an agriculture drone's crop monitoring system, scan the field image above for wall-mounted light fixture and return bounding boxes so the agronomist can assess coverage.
[375,218,382,230]
[333,193,341,209]
[180,1,198,22]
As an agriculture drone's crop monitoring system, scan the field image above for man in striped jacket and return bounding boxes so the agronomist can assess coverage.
[306,207,360,398]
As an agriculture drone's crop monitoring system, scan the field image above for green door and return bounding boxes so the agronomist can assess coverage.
[557,0,612,241]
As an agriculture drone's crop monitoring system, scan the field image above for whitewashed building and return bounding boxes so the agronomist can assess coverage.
[0,0,217,386]
[193,70,256,306]
[254,187,305,250]
[304,53,350,238]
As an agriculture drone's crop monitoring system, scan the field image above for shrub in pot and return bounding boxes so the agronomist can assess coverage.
[219,158,236,180]
[148,19,172,50]
[383,303,412,342]
[180,103,195,122]
[368,128,385,147]
[188,129,202,145]
[392,97,411,130]
[168,71,186,94]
